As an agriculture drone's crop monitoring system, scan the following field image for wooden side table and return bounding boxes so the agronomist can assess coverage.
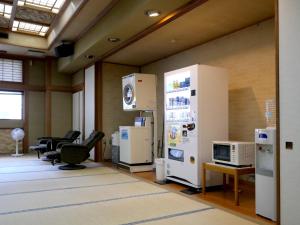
[202,162,255,206]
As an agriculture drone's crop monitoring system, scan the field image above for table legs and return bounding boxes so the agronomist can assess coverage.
[223,173,226,191]
[234,172,239,206]
[202,164,206,195]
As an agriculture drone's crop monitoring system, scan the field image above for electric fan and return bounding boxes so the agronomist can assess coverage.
[11,128,25,157]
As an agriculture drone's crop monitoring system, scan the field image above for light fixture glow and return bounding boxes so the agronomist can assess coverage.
[145,10,161,17]
[107,37,120,43]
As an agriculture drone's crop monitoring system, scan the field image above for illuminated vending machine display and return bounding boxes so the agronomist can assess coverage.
[164,64,228,189]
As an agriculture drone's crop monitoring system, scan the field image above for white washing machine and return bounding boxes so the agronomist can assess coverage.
[122,73,156,111]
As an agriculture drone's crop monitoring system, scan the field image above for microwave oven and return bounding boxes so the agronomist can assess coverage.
[212,141,255,167]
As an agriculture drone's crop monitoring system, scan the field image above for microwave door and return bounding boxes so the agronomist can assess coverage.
[214,144,231,162]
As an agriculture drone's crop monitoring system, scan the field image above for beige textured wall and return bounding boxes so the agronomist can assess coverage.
[51,91,72,137]
[0,129,22,153]
[28,91,45,145]
[27,59,46,147]
[28,60,46,86]
[142,19,275,142]
[102,63,139,148]
[51,59,72,86]
[50,60,73,138]
[72,69,84,86]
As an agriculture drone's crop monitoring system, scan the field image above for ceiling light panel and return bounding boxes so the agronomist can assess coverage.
[17,0,65,13]
[0,3,12,19]
[12,20,49,36]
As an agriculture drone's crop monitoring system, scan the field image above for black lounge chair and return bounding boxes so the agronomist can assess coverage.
[47,131,105,170]
[30,130,81,158]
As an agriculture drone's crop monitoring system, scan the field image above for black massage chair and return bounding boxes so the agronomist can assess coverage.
[46,131,105,170]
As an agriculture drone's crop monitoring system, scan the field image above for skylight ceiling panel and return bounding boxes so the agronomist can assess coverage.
[17,0,65,13]
[12,19,49,36]
[0,3,12,19]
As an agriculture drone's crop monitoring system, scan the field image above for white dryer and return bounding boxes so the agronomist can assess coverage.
[122,73,156,111]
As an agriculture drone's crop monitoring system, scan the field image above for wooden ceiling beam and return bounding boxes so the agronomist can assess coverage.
[9,0,18,28]
[1,0,14,4]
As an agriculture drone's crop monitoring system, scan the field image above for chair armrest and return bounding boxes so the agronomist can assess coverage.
[51,138,74,150]
[37,138,52,144]
[51,138,73,143]
[37,137,60,140]
[37,136,51,140]
[56,142,77,149]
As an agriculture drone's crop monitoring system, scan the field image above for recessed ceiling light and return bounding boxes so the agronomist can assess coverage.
[145,10,161,17]
[107,37,120,43]
[85,55,95,60]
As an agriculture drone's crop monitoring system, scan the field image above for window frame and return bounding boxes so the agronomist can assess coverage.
[0,57,24,84]
[0,57,25,121]
[0,90,24,121]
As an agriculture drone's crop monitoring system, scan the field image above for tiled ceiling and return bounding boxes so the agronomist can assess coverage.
[0,0,65,36]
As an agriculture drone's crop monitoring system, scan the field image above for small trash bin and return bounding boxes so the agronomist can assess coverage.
[111,131,120,164]
[155,158,165,182]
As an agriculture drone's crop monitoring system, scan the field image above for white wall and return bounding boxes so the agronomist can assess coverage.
[73,91,84,142]
[279,0,300,224]
[85,65,95,160]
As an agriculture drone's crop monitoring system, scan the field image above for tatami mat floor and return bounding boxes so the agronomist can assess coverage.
[0,155,260,225]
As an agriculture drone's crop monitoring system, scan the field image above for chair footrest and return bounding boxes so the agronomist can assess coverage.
[29,144,47,151]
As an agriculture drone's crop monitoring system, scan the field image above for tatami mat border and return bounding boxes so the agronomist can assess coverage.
[0,180,140,196]
[0,191,169,216]
[121,207,214,225]
[0,171,119,183]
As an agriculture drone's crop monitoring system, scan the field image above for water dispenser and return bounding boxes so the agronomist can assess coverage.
[255,128,276,221]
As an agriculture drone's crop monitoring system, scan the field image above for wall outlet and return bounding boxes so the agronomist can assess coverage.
[286,141,293,150]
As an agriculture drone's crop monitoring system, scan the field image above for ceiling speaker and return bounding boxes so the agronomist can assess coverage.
[54,42,74,57]
[0,32,8,39]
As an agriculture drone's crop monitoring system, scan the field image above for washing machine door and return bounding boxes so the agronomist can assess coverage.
[123,84,135,105]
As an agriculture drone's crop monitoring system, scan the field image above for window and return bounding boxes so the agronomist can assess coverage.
[0,91,23,120]
[0,58,23,82]
[12,20,49,36]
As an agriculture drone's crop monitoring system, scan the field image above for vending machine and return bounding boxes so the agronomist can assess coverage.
[164,64,228,189]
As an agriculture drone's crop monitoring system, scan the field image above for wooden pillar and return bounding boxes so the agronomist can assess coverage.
[22,59,29,152]
[275,0,280,223]
[94,61,103,162]
[45,57,52,136]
